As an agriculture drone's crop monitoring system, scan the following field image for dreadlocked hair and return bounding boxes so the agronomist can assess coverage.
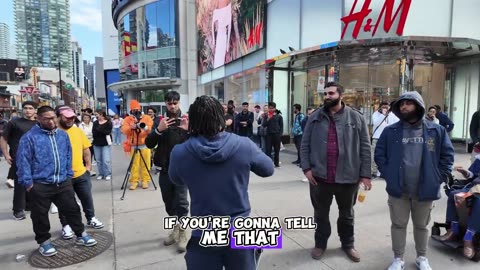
[188,95,226,139]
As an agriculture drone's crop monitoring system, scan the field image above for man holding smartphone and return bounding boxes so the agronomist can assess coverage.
[145,91,190,253]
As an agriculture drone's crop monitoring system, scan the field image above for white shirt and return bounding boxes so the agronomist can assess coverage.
[252,111,264,135]
[79,121,94,143]
[371,111,399,139]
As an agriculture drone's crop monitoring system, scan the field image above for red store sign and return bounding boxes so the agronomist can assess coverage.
[341,0,412,40]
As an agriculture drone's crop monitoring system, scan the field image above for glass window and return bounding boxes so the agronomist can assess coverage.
[118,0,179,82]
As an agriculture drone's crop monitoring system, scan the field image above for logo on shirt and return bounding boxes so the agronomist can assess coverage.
[402,137,423,144]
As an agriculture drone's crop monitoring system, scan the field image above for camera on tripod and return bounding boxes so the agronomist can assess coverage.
[131,110,148,131]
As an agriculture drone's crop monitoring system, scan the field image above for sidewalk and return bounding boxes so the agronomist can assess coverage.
[0,144,478,269]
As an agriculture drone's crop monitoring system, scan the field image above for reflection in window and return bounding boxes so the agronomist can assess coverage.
[118,0,179,82]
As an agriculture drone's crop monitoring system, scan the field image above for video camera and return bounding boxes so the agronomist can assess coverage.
[131,110,148,130]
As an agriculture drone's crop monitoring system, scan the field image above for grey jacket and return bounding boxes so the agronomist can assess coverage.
[300,104,371,183]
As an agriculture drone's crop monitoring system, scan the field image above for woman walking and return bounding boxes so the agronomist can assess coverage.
[92,111,113,180]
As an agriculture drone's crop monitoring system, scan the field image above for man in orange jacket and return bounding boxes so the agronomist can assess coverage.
[121,100,154,190]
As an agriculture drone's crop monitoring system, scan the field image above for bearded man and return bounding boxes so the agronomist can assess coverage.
[300,82,372,262]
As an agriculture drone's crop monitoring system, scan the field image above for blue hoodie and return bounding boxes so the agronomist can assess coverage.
[169,132,274,237]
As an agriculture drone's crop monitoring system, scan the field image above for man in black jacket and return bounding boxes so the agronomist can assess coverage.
[145,91,189,253]
[262,102,283,168]
[235,102,254,137]
[470,108,480,161]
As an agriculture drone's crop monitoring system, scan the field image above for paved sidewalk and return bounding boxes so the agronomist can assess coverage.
[0,144,478,269]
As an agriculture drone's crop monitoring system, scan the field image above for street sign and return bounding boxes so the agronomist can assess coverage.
[65,83,72,90]
[19,86,40,95]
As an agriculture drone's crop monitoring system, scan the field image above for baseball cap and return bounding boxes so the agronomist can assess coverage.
[56,106,76,118]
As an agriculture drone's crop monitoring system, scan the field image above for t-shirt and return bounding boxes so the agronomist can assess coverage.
[2,118,36,159]
[63,126,92,178]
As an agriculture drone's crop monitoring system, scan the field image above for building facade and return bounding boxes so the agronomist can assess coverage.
[197,0,480,142]
[83,60,95,97]
[71,41,84,89]
[14,0,72,78]
[0,23,10,59]
[107,0,197,115]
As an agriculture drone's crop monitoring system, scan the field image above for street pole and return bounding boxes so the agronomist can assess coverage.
[58,61,63,102]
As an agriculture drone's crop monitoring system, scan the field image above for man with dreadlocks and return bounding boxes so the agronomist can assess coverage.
[145,90,190,253]
[169,96,274,269]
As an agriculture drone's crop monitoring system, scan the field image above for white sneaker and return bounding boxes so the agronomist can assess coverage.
[5,179,14,188]
[87,217,105,229]
[62,225,74,239]
[415,256,432,270]
[90,171,97,177]
[96,176,103,180]
[105,175,111,180]
[50,204,58,214]
[301,178,309,183]
[92,161,97,166]
[388,258,405,270]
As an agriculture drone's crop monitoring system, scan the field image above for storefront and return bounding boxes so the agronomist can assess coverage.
[197,0,480,141]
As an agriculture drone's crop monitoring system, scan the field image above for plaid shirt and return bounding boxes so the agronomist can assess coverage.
[323,114,339,183]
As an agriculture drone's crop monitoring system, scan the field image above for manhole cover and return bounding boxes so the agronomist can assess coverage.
[28,230,113,268]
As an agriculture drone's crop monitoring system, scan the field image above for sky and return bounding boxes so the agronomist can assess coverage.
[0,0,103,63]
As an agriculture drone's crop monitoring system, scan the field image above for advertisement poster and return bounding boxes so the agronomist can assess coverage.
[196,0,266,74]
[105,70,121,116]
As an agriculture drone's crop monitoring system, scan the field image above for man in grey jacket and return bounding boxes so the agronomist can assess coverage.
[300,82,372,262]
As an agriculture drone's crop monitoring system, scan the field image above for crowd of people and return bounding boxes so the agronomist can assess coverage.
[0,85,479,270]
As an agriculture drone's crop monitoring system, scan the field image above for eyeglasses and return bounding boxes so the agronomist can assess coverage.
[323,91,337,96]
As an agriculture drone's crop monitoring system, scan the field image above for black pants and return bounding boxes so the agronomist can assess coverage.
[11,162,31,212]
[159,171,189,217]
[29,179,85,244]
[265,133,281,166]
[293,135,303,162]
[309,181,358,249]
[185,237,256,270]
[90,146,95,161]
[59,172,95,226]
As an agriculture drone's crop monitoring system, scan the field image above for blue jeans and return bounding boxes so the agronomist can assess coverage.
[113,128,122,145]
[446,188,480,232]
[93,145,112,177]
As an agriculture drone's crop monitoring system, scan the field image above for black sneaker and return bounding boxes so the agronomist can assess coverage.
[13,211,26,220]
[291,160,300,164]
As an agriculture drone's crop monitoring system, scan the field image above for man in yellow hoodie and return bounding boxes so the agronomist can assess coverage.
[121,100,153,190]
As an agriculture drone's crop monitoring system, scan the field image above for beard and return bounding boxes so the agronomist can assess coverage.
[400,110,419,122]
[324,97,341,109]
[59,119,73,129]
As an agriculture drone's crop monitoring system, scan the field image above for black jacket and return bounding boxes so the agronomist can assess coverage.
[262,112,283,135]
[235,111,254,136]
[145,111,188,170]
[92,120,113,146]
[470,110,480,143]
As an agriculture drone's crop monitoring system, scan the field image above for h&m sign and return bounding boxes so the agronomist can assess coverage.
[341,0,412,40]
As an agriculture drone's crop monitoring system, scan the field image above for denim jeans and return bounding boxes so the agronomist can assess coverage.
[112,128,122,145]
[446,188,480,232]
[93,145,111,177]
[59,171,96,225]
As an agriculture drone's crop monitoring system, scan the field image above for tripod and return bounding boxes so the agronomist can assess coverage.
[120,128,157,200]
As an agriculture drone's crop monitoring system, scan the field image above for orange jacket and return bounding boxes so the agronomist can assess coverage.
[121,115,153,146]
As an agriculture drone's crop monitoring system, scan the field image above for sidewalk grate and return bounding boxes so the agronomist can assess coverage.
[28,230,113,268]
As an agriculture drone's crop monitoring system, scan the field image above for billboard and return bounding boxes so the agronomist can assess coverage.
[105,69,121,116]
[196,0,266,74]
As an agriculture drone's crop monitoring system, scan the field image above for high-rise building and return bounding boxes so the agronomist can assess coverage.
[14,0,72,78]
[83,60,95,97]
[71,41,84,88]
[0,23,10,59]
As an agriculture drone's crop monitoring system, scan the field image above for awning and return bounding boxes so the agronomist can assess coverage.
[107,77,182,93]
[257,36,480,70]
